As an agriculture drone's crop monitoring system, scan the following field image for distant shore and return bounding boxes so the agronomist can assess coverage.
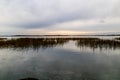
[0,34,120,37]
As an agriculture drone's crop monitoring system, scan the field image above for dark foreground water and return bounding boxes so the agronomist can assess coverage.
[0,36,120,80]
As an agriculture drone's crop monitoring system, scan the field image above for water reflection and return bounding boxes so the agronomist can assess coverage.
[1,48,120,80]
[0,37,120,80]
[76,39,120,50]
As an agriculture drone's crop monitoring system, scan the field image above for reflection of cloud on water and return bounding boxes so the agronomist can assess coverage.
[0,40,120,80]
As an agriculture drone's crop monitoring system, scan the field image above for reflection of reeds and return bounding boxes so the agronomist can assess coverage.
[115,37,120,40]
[0,38,69,49]
[0,38,7,40]
[76,39,120,50]
[0,38,120,50]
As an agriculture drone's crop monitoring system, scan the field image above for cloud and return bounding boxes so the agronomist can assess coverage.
[24,18,120,35]
[0,0,120,34]
[0,26,24,35]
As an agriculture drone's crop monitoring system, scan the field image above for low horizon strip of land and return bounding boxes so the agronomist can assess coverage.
[0,34,120,37]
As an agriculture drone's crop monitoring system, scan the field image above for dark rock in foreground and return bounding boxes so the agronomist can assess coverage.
[20,77,39,80]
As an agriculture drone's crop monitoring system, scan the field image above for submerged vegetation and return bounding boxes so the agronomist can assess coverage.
[0,38,120,50]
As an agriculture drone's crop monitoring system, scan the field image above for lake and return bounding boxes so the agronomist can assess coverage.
[0,36,120,80]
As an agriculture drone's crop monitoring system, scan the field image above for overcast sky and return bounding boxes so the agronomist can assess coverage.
[0,0,120,35]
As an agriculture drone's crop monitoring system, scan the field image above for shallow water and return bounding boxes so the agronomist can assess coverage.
[1,35,120,40]
[0,36,120,80]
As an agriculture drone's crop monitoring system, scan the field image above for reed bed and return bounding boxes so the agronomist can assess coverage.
[0,38,120,50]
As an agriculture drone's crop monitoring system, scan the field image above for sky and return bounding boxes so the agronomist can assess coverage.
[0,0,120,35]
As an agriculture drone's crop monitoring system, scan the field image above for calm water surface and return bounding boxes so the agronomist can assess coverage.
[0,36,120,80]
